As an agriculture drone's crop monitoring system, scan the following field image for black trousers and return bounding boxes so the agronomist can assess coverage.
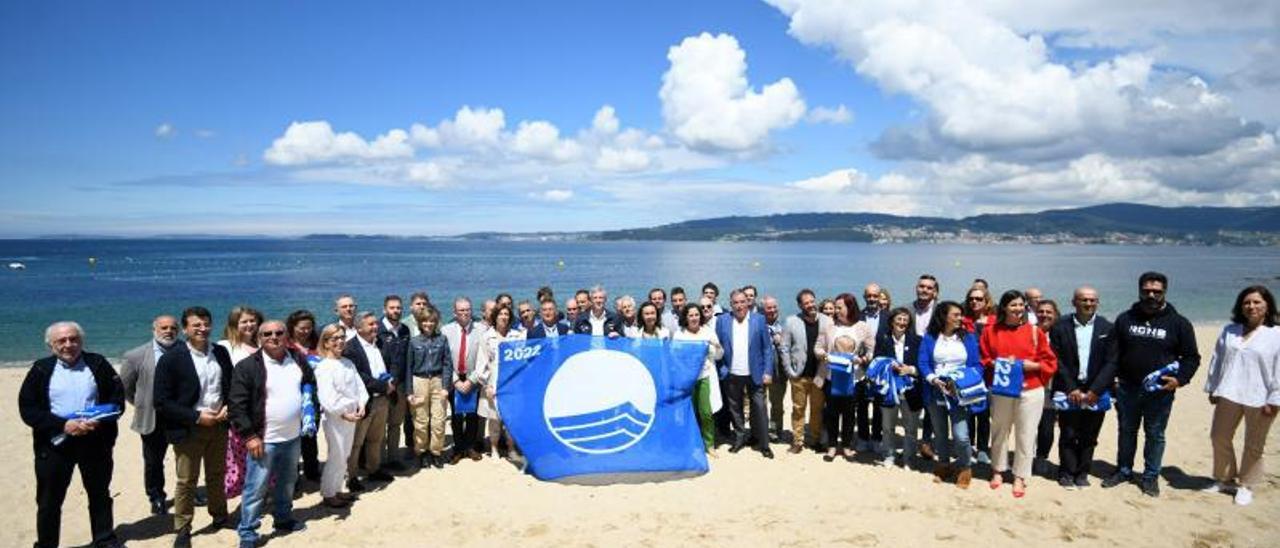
[450,413,481,454]
[724,375,768,450]
[300,434,321,478]
[966,407,991,453]
[823,385,856,449]
[1058,410,1106,478]
[853,381,883,442]
[140,429,168,502]
[34,439,116,548]
[1037,407,1058,460]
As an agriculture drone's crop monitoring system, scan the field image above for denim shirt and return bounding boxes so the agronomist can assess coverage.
[407,334,454,392]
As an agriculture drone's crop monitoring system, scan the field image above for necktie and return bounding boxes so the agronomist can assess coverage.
[458,326,468,376]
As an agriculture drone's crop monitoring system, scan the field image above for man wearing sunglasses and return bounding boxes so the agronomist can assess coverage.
[228,320,314,547]
[1101,271,1200,498]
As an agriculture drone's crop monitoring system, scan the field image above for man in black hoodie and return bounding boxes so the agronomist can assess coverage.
[1101,272,1200,497]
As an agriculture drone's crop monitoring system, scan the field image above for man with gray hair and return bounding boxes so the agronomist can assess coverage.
[443,297,486,463]
[617,295,640,337]
[573,284,622,337]
[121,314,181,515]
[342,312,396,489]
[20,321,125,548]
[762,296,789,442]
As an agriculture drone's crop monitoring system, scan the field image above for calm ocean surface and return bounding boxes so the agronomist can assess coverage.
[1,239,1277,364]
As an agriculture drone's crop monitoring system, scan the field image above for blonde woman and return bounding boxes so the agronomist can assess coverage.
[313,324,367,508]
[217,305,262,499]
[473,304,526,460]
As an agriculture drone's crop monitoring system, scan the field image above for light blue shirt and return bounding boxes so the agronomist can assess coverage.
[1074,314,1096,382]
[49,357,97,417]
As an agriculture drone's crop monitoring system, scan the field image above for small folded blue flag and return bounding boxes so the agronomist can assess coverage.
[989,357,1026,398]
[1143,362,1179,392]
[51,403,122,446]
[828,353,857,397]
[377,372,394,383]
[1051,391,1113,412]
[301,384,318,436]
[866,357,913,408]
[453,387,479,414]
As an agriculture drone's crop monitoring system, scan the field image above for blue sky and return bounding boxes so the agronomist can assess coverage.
[1,1,1276,236]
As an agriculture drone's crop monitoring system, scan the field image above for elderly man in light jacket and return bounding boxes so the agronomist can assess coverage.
[780,289,832,453]
[120,314,181,515]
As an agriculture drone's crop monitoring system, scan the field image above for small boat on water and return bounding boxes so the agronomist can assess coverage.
[7,262,26,270]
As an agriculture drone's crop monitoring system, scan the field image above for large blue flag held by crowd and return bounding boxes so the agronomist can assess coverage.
[496,334,708,484]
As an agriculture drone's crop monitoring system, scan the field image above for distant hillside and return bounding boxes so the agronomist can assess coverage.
[456,203,1280,245]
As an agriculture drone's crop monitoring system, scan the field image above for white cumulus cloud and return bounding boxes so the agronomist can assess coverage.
[262,121,413,165]
[660,32,807,151]
[806,105,853,124]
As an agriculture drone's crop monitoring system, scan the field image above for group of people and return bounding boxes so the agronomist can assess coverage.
[19,274,1279,548]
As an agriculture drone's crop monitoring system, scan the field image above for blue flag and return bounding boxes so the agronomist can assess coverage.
[496,334,707,483]
[827,353,857,397]
[990,358,1026,398]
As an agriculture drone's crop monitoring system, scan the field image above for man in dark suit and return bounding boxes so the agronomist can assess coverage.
[528,299,570,339]
[573,285,622,337]
[153,306,234,547]
[19,321,125,548]
[120,314,180,515]
[715,289,777,458]
[343,312,396,489]
[1048,287,1115,489]
[861,283,893,337]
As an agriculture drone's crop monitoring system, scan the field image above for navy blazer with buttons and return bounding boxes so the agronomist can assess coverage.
[715,311,776,385]
[528,320,571,340]
[1049,312,1116,396]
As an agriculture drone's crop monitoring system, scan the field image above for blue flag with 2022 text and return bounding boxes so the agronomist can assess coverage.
[496,334,708,483]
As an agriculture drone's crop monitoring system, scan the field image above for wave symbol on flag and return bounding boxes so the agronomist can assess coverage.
[543,349,657,454]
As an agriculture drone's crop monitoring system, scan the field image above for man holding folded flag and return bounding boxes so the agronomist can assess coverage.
[1102,272,1200,497]
[19,321,125,548]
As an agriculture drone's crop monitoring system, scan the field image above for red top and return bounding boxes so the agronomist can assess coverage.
[962,314,995,335]
[979,321,1057,390]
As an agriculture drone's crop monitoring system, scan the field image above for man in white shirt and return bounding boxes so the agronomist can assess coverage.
[341,312,396,489]
[1048,286,1113,490]
[228,320,312,546]
[715,289,776,459]
[1025,287,1044,326]
[154,307,234,546]
[334,295,358,341]
[442,297,486,463]
[573,285,621,337]
[913,275,939,337]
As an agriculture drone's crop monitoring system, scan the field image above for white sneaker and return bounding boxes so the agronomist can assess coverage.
[1201,481,1230,494]
[1234,487,1254,506]
[976,451,991,465]
[879,454,894,467]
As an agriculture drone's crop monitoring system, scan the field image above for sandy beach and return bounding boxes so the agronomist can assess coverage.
[3,326,1276,547]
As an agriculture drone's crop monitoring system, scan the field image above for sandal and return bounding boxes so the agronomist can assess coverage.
[990,472,1005,490]
[1013,478,1026,498]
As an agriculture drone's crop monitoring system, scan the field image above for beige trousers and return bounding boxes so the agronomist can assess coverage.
[990,389,1045,479]
[348,395,389,476]
[790,377,825,447]
[1211,397,1276,488]
[410,376,449,456]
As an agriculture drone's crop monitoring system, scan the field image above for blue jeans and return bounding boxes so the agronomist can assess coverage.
[1115,382,1175,480]
[237,437,300,544]
[928,399,972,468]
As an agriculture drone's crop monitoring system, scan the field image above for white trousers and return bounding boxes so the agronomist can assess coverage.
[990,389,1045,479]
[321,412,356,498]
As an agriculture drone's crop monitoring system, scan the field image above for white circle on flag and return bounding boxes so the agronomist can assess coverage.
[543,349,657,454]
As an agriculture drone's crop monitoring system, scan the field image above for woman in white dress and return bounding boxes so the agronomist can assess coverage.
[672,303,723,456]
[1204,285,1280,506]
[473,303,526,460]
[313,324,368,508]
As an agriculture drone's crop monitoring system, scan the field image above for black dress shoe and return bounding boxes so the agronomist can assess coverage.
[761,447,775,459]
[368,470,395,482]
[193,488,208,507]
[151,498,167,515]
[173,528,192,548]
[346,478,366,492]
[728,440,747,454]
[432,454,445,469]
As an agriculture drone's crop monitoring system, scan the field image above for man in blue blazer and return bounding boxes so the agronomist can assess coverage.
[716,289,776,458]
[528,299,570,339]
